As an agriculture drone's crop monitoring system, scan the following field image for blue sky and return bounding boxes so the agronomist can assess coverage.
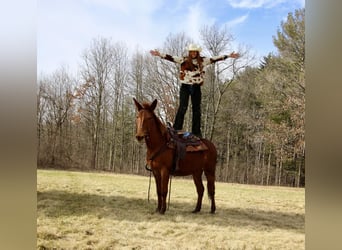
[37,0,304,75]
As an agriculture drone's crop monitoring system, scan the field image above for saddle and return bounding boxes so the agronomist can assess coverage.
[166,123,208,173]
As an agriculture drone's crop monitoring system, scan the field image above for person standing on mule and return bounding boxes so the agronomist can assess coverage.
[150,44,240,138]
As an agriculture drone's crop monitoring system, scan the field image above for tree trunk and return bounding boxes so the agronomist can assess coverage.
[225,129,230,182]
[266,149,271,185]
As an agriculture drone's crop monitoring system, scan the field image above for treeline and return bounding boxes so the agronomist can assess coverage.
[37,9,305,187]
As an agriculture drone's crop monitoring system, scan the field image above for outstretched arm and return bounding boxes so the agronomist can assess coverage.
[228,52,240,59]
[207,51,240,65]
[149,49,184,64]
[150,49,161,57]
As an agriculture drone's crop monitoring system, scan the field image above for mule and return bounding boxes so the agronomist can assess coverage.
[133,98,217,214]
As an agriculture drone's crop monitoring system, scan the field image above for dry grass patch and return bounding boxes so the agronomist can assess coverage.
[37,169,304,249]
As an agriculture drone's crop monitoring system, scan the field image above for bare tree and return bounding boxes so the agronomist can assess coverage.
[200,24,253,140]
[79,37,115,169]
[107,42,129,171]
[37,67,75,168]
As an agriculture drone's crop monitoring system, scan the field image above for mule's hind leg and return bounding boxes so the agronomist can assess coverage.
[205,173,216,214]
[192,173,204,213]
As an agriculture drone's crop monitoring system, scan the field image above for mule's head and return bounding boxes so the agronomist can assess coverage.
[133,98,157,142]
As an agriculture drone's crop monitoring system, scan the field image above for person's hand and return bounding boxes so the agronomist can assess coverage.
[150,50,160,57]
[229,52,240,59]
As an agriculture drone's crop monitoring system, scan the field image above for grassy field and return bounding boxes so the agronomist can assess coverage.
[37,169,305,250]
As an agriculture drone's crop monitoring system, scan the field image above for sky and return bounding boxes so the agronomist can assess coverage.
[37,0,305,75]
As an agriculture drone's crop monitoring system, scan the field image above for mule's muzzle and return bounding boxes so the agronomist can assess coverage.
[135,135,145,142]
[136,133,149,142]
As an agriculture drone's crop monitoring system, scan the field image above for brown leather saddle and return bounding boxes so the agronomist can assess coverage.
[166,124,208,173]
[169,131,208,151]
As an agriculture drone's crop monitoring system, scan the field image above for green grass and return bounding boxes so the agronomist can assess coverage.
[37,169,305,249]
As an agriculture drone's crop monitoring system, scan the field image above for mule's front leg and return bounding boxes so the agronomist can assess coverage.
[153,170,162,213]
[159,168,170,214]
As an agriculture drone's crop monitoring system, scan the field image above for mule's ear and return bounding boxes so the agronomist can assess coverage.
[133,98,143,111]
[150,99,157,111]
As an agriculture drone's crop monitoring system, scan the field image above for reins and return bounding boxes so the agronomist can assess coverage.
[145,165,152,202]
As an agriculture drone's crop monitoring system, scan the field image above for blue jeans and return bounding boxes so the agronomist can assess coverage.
[173,84,202,137]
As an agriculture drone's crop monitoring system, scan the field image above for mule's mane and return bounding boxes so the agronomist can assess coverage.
[141,102,168,137]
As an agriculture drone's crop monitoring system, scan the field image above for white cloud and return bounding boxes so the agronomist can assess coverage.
[297,0,305,8]
[183,4,205,42]
[37,1,100,74]
[84,0,164,14]
[226,0,286,9]
[225,14,249,28]
[178,2,217,43]
[38,0,300,75]
[37,0,167,74]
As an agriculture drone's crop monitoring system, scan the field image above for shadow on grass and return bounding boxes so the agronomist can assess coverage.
[38,189,304,233]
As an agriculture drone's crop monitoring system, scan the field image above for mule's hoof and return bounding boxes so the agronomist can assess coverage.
[192,209,200,213]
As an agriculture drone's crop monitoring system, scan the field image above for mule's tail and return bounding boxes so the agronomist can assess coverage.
[201,138,217,171]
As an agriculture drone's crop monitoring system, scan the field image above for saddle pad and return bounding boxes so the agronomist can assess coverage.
[185,142,208,152]
[168,140,208,152]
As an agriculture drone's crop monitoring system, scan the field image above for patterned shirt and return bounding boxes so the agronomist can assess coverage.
[159,53,228,85]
